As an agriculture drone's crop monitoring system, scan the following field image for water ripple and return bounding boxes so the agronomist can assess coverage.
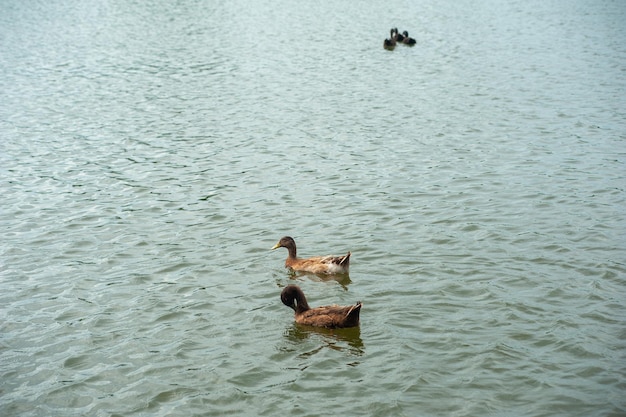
[2,0,626,416]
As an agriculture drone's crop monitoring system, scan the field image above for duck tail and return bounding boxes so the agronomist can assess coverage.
[345,301,362,324]
[350,301,362,313]
[339,252,351,266]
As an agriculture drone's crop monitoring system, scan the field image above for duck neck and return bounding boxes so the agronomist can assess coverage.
[294,289,310,313]
[286,245,297,260]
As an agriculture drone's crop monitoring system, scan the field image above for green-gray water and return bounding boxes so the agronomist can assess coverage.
[1,0,625,416]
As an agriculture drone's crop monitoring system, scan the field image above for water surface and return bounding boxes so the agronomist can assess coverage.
[1,0,625,416]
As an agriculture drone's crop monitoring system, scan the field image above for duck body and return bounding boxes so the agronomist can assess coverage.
[272,236,350,274]
[281,285,361,328]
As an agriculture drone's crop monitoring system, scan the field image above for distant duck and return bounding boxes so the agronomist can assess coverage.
[272,236,351,274]
[281,285,362,328]
[384,28,397,50]
[392,27,405,43]
[402,30,416,45]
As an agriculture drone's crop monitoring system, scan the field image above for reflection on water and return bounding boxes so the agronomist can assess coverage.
[288,271,353,289]
[284,323,365,357]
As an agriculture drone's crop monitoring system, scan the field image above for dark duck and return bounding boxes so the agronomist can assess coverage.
[281,285,362,328]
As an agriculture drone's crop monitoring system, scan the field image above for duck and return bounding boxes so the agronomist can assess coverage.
[384,29,397,50]
[281,285,362,328]
[392,27,405,43]
[272,236,350,274]
[402,30,416,45]
[383,38,396,50]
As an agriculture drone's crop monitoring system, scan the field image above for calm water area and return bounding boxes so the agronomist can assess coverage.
[1,0,625,416]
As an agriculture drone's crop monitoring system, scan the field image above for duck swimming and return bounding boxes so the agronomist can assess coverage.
[281,285,362,328]
[383,38,396,50]
[392,27,404,42]
[402,30,416,45]
[384,28,397,50]
[272,236,351,275]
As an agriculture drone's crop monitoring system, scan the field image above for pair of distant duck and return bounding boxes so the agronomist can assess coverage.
[272,236,361,329]
[384,27,416,50]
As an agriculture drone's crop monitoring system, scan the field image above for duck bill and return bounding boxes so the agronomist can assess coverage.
[271,243,281,250]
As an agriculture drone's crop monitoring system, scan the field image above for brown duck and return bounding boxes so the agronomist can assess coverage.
[281,285,362,328]
[271,236,350,274]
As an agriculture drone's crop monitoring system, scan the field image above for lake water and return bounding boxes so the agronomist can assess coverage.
[1,0,625,416]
